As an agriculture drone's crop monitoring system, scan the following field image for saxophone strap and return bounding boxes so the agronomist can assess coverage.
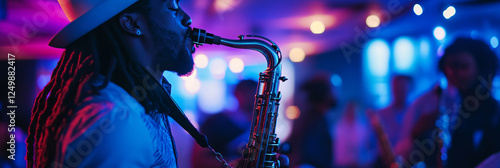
[163,91,210,148]
[150,76,210,148]
[152,78,231,167]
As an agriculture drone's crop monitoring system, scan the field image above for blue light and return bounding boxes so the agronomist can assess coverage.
[374,82,390,107]
[441,153,448,161]
[37,74,51,89]
[420,38,431,58]
[440,76,448,90]
[471,30,479,39]
[394,37,415,73]
[415,162,425,168]
[490,36,498,48]
[493,76,500,100]
[365,39,390,77]
[330,74,342,87]
[437,45,445,57]
[225,95,239,112]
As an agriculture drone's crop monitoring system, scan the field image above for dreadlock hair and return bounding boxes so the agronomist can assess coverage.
[24,0,171,167]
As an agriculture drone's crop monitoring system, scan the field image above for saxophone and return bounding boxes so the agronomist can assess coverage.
[191,28,288,168]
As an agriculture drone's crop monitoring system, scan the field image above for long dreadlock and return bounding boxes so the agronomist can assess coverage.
[24,0,171,167]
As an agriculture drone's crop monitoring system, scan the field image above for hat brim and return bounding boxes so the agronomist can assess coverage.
[49,0,139,48]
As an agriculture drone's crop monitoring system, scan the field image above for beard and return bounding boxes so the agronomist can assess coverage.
[148,19,194,76]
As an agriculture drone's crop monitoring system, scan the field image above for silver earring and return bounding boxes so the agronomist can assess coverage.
[136,29,142,36]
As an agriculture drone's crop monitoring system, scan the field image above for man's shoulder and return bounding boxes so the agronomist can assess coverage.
[57,81,155,167]
[67,80,147,140]
[77,81,143,112]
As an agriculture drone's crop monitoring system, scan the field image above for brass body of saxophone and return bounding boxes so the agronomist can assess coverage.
[191,28,287,168]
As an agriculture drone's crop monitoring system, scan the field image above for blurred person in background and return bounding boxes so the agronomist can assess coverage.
[287,75,337,168]
[397,37,500,168]
[367,75,412,167]
[191,79,258,168]
[335,101,376,168]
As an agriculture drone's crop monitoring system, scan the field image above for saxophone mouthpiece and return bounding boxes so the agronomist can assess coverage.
[191,28,222,45]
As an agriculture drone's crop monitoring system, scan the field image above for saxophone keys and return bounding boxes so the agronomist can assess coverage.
[279,76,288,82]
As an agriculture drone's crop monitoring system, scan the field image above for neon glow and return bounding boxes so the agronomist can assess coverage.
[365,39,390,77]
[393,37,415,72]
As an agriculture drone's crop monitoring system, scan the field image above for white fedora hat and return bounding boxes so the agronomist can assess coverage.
[49,0,139,48]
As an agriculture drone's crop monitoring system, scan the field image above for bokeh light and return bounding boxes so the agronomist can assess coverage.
[366,15,380,28]
[289,48,306,62]
[37,74,51,90]
[443,6,456,19]
[413,4,423,16]
[209,58,227,79]
[433,26,446,40]
[437,44,445,57]
[490,36,499,48]
[229,58,245,73]
[214,0,240,13]
[184,78,201,94]
[330,74,342,87]
[394,37,415,72]
[198,80,227,113]
[310,21,325,34]
[365,39,390,77]
[285,106,300,120]
[194,54,209,68]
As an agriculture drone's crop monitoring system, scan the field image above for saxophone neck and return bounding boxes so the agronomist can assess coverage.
[220,38,281,71]
[191,28,282,71]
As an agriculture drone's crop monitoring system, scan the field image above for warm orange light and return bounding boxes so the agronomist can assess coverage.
[285,106,301,120]
[366,15,380,28]
[194,54,209,68]
[310,21,325,34]
[229,58,244,73]
[214,0,241,13]
[289,48,306,62]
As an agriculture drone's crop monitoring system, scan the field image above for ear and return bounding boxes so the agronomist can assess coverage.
[118,13,142,36]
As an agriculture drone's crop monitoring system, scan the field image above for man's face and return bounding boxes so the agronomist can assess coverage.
[145,0,195,76]
[443,52,478,91]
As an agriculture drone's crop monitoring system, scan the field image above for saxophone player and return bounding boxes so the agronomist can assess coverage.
[28,0,197,167]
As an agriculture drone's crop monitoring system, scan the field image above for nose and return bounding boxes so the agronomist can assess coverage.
[180,9,192,27]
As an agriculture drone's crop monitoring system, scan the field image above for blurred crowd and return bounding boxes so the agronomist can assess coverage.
[191,37,500,168]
